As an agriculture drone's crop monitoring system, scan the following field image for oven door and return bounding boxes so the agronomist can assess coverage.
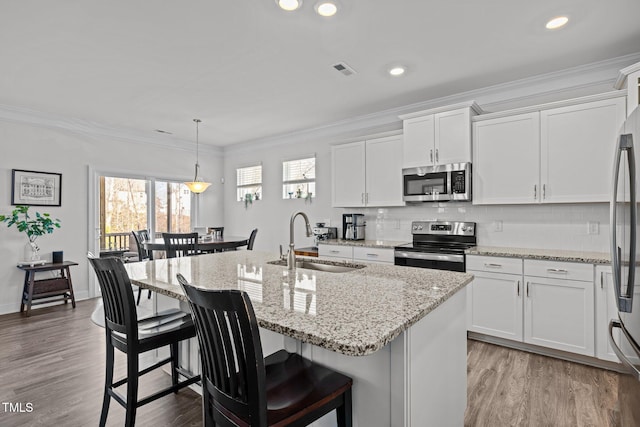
[394,249,466,272]
[403,168,450,202]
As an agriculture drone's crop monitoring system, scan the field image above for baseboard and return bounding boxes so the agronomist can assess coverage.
[0,290,91,316]
[467,331,626,374]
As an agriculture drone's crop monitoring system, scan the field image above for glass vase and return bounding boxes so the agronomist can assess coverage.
[24,236,40,262]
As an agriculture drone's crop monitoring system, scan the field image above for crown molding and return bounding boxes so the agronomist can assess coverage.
[0,104,223,157]
[614,60,640,89]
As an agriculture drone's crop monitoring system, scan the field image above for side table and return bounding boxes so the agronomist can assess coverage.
[17,261,78,316]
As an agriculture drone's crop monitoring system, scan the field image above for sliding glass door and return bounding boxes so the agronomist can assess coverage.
[154,181,192,238]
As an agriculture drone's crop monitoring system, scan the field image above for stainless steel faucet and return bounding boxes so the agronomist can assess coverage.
[288,211,312,269]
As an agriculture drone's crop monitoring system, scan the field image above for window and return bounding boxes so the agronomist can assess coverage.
[282,156,315,199]
[237,164,262,202]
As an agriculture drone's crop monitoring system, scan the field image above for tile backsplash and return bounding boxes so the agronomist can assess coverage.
[337,202,610,252]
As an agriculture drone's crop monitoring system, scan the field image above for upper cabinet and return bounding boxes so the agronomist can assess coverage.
[399,102,482,169]
[331,134,404,207]
[473,92,626,205]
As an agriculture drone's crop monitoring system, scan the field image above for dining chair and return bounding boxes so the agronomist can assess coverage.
[207,226,224,238]
[131,229,153,304]
[88,256,200,427]
[163,232,200,258]
[177,274,353,427]
[247,228,258,250]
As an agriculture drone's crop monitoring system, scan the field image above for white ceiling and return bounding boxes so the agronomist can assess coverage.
[2,0,640,147]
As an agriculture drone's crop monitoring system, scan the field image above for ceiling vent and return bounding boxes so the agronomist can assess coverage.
[332,62,356,77]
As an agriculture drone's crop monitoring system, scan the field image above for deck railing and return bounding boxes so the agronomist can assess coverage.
[101,232,132,250]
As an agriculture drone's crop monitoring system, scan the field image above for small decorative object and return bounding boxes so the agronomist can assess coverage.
[288,192,294,199]
[305,191,313,204]
[295,188,302,198]
[244,193,253,209]
[254,192,260,201]
[52,251,64,264]
[0,205,61,263]
[11,169,62,206]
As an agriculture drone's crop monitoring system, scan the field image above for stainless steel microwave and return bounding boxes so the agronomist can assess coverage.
[402,162,471,202]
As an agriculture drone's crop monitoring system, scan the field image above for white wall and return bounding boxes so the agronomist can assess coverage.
[0,120,223,314]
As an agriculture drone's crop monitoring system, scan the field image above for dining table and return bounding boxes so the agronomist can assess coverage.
[142,235,249,256]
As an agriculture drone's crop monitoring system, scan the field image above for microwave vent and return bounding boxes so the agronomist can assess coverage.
[332,62,357,77]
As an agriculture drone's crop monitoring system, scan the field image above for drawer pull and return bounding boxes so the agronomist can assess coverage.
[546,268,568,274]
[484,263,502,268]
[329,250,340,254]
[366,253,379,257]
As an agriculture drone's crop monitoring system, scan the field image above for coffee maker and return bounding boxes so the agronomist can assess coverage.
[342,214,365,240]
[312,223,338,247]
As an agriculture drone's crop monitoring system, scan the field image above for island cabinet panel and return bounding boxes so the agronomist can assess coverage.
[595,266,640,364]
[524,260,595,356]
[318,244,353,260]
[352,246,394,264]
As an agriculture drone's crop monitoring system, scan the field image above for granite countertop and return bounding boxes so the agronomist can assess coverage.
[319,238,409,249]
[466,246,611,264]
[125,251,472,356]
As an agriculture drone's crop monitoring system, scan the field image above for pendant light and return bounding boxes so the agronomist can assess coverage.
[184,118,212,194]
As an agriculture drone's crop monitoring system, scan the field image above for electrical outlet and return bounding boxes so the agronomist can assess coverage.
[493,220,503,232]
[587,221,599,235]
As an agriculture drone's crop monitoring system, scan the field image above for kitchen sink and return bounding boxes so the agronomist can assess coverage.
[267,258,365,273]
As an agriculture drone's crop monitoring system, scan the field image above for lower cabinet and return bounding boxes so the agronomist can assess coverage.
[319,244,394,264]
[595,265,640,364]
[467,255,596,357]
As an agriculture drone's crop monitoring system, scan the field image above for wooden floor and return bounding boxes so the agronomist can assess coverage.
[0,299,624,426]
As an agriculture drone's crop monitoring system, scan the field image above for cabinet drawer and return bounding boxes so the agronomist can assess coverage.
[353,247,394,264]
[466,255,522,275]
[318,245,353,259]
[524,259,593,282]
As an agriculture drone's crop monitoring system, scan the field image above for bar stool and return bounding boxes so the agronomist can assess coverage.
[88,256,200,427]
[177,273,353,427]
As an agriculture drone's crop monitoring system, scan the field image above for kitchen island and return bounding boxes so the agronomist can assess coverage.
[125,251,473,426]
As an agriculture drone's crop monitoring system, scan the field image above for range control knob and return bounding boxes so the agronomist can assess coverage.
[417,225,423,230]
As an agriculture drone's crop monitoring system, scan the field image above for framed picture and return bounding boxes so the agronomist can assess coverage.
[11,169,62,207]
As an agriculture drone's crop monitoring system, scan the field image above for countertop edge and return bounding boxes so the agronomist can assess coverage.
[466,246,611,265]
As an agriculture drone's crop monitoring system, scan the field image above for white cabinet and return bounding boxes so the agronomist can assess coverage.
[400,102,480,169]
[523,260,595,356]
[319,244,394,264]
[595,266,640,364]
[466,256,524,341]
[331,135,404,207]
[473,112,540,204]
[473,93,626,205]
[467,255,596,357]
[540,97,626,203]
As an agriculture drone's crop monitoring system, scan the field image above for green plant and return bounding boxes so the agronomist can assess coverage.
[0,205,61,238]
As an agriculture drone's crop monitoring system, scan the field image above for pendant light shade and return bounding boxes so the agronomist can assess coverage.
[184,118,212,194]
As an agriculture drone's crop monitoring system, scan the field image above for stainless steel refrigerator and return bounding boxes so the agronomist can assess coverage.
[610,105,640,426]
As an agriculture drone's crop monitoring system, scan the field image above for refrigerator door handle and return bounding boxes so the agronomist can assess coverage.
[609,320,640,381]
[610,133,637,313]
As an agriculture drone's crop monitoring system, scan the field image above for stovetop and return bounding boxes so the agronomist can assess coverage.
[395,220,477,253]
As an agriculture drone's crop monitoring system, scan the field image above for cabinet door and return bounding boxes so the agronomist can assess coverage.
[365,135,404,206]
[467,271,523,341]
[331,141,366,207]
[472,112,540,204]
[595,266,640,364]
[434,108,471,165]
[524,276,595,356]
[402,115,434,168]
[540,97,626,203]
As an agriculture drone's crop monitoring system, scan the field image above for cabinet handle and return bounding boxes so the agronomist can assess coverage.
[526,282,530,297]
[534,185,537,200]
[430,149,434,163]
[329,250,340,254]
[365,193,369,205]
[517,280,520,296]
[361,193,365,205]
[435,149,439,163]
[484,263,502,268]
[600,271,604,289]
[543,184,546,200]
[366,253,379,257]
[546,268,568,274]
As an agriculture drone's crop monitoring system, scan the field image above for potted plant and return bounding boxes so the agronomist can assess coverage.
[0,205,61,262]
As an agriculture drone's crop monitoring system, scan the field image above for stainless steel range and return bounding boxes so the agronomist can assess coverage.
[394,221,477,272]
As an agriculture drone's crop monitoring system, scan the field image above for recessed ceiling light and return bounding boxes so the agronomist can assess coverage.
[277,0,302,11]
[389,66,406,77]
[316,2,338,17]
[545,16,569,30]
